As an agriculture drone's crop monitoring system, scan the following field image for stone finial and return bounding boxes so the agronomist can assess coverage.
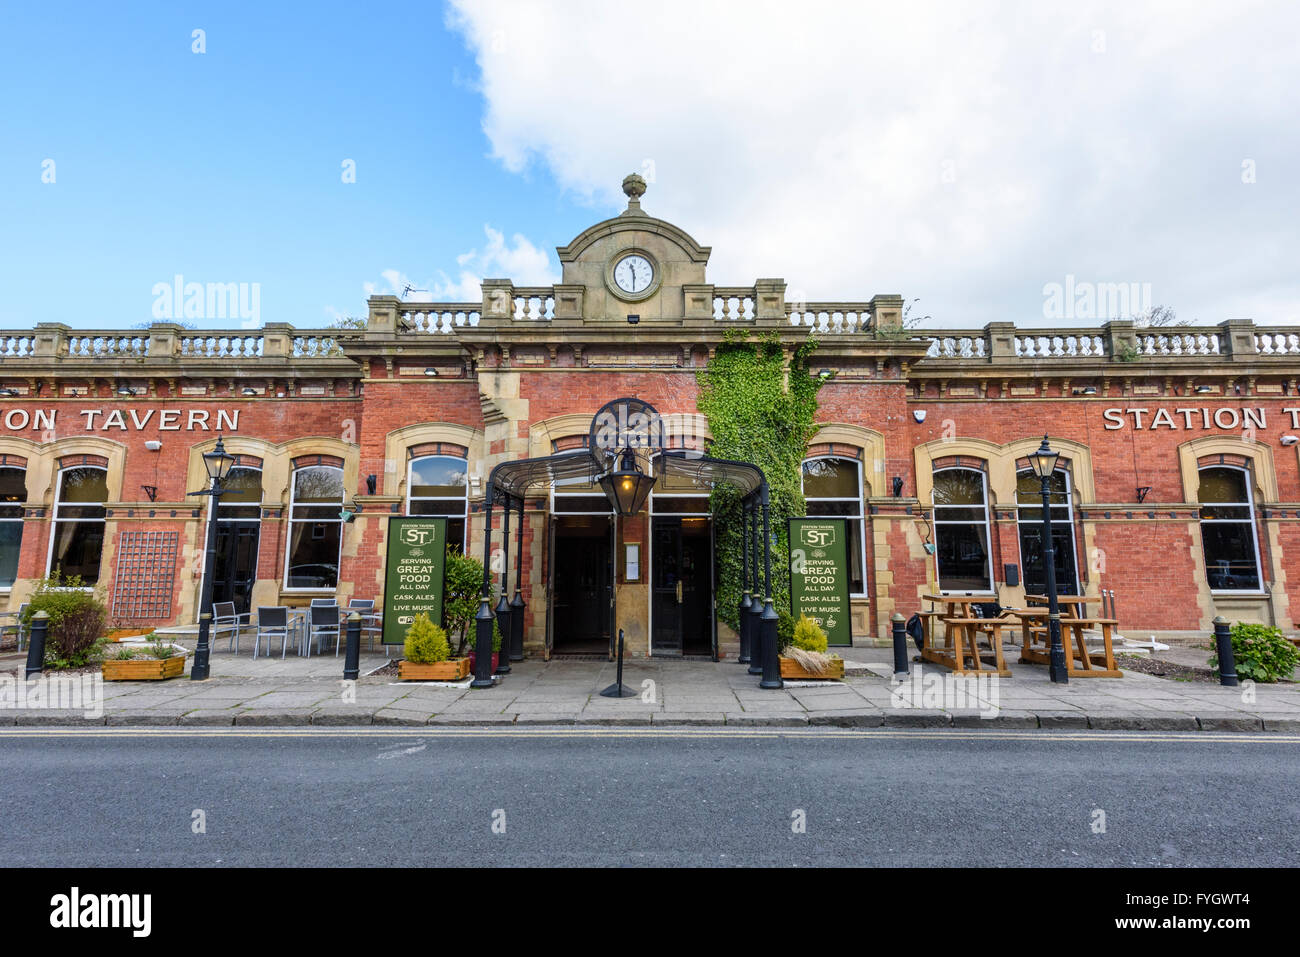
[621,172,647,215]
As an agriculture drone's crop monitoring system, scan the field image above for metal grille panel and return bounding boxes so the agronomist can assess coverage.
[111,531,179,620]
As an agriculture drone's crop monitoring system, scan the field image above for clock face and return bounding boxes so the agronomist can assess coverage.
[613,254,654,295]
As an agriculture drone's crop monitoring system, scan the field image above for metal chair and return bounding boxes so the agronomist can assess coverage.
[211,601,249,653]
[2,603,29,652]
[345,599,380,651]
[253,606,294,659]
[310,597,337,607]
[306,604,341,656]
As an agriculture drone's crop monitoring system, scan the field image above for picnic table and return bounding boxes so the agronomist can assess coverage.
[1019,596,1122,677]
[919,594,1011,676]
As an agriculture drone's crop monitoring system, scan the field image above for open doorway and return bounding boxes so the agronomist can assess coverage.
[550,515,614,655]
[651,516,713,656]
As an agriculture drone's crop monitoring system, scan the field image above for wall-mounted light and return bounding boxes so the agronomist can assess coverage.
[818,368,835,380]
[1072,385,1098,396]
[144,440,162,451]
[365,474,377,495]
[626,314,640,325]
[141,485,158,502]
[423,367,439,377]
[0,388,17,397]
[1194,385,1214,394]
[892,476,904,497]
[1280,435,1299,447]
[116,386,137,396]
[1136,486,1152,503]
[913,409,927,423]
[241,387,259,396]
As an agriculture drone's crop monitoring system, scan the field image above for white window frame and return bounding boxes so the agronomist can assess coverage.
[1014,466,1080,595]
[0,465,25,591]
[46,464,107,585]
[801,455,868,598]
[406,454,470,548]
[1198,464,1264,595]
[282,464,344,592]
[931,466,994,595]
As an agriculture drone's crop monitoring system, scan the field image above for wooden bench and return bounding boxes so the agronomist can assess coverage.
[1020,616,1122,678]
[922,617,1012,677]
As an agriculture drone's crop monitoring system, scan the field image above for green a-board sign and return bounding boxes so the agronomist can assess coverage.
[381,517,448,645]
[789,517,851,647]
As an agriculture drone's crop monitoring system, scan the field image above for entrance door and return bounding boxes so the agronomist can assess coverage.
[551,515,613,654]
[212,521,260,615]
[652,517,712,656]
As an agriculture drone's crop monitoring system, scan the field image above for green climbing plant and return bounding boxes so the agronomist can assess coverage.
[697,330,823,648]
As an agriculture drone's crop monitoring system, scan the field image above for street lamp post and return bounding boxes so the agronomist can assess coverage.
[1026,435,1067,684]
[188,435,236,681]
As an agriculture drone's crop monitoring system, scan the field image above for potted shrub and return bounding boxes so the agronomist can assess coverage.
[21,574,110,672]
[779,614,844,679]
[443,548,488,658]
[397,612,468,680]
[101,633,188,681]
[1210,622,1300,683]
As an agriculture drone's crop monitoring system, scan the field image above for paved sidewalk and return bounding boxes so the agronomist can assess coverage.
[3,640,1298,730]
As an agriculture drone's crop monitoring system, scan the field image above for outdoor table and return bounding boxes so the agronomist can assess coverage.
[287,609,309,656]
[919,594,1004,675]
[930,617,1013,676]
[1024,595,1092,619]
[1019,615,1122,677]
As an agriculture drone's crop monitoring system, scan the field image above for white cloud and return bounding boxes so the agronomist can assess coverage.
[366,226,558,304]
[446,0,1300,327]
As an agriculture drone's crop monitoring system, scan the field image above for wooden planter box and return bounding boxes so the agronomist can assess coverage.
[105,628,155,642]
[398,658,471,681]
[779,656,845,680]
[102,655,187,681]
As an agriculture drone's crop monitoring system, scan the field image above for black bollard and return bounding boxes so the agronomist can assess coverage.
[758,599,782,689]
[470,599,496,688]
[891,612,909,678]
[1213,615,1239,687]
[24,610,48,679]
[343,612,362,681]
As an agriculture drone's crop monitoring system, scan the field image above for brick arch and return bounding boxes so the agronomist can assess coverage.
[914,435,1096,508]
[808,424,885,497]
[188,435,359,511]
[1178,435,1277,503]
[382,422,482,498]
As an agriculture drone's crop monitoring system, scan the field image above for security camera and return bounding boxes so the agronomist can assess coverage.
[1281,435,1299,446]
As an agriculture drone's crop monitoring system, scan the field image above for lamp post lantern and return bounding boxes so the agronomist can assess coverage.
[1026,435,1067,683]
[596,448,649,698]
[188,435,236,681]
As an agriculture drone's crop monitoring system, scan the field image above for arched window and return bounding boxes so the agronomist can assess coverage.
[931,467,992,593]
[1198,466,1261,592]
[211,466,262,614]
[1016,467,1078,596]
[48,466,107,581]
[0,467,25,588]
[801,456,866,595]
[407,455,468,549]
[285,465,344,589]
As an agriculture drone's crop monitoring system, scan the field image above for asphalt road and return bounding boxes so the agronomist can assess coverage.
[1,728,1297,867]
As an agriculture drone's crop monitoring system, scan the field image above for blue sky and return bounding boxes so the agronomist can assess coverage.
[3,1,1299,331]
[0,1,590,330]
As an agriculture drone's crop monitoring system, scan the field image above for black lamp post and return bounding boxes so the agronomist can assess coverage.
[1026,435,1067,684]
[188,435,235,681]
[596,448,650,698]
